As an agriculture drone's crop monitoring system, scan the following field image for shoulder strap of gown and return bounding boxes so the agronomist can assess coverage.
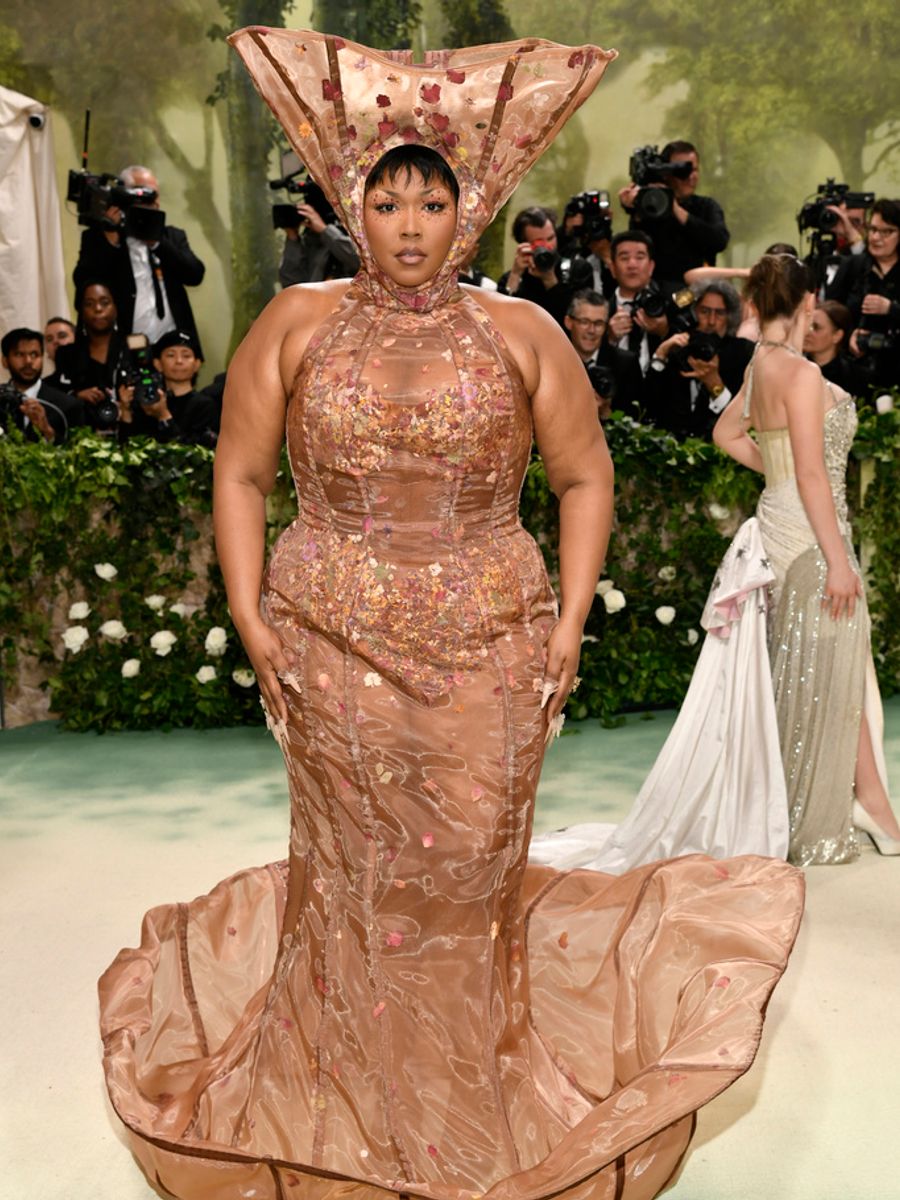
[742,344,760,421]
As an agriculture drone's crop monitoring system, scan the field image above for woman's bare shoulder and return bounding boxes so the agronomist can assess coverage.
[263,279,352,333]
[462,286,567,392]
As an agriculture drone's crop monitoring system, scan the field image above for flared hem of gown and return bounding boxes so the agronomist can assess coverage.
[100,854,804,1200]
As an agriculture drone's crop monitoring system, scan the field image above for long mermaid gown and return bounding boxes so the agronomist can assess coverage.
[98,29,805,1200]
[532,360,890,873]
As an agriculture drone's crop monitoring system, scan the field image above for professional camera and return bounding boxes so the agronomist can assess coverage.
[564,190,613,247]
[269,169,336,230]
[857,330,896,355]
[797,179,875,235]
[116,334,165,409]
[67,171,165,241]
[632,287,668,320]
[586,362,616,402]
[0,381,24,420]
[670,331,723,374]
[528,239,593,289]
[628,145,693,221]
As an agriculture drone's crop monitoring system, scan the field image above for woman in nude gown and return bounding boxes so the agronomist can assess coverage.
[98,29,804,1200]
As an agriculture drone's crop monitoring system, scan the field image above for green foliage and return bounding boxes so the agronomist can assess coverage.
[4,408,899,732]
[313,0,423,47]
[438,0,515,45]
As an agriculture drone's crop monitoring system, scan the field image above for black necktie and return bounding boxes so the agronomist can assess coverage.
[148,247,165,318]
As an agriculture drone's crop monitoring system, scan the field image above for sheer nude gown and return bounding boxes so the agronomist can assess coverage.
[98,30,805,1200]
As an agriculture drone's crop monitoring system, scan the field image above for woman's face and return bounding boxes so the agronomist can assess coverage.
[363,168,458,288]
[803,309,842,360]
[80,285,117,334]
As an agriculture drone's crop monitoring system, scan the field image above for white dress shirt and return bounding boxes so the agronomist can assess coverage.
[127,238,175,343]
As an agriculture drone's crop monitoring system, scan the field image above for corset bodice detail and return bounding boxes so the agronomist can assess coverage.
[756,393,858,534]
[264,286,554,702]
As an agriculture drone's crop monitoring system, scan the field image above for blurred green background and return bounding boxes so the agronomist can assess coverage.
[2,0,898,379]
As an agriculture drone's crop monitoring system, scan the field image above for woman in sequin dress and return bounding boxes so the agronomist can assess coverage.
[97,30,804,1200]
[714,253,900,863]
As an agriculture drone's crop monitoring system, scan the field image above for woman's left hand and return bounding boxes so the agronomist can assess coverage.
[542,616,583,724]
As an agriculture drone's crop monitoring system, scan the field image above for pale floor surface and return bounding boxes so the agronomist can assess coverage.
[2,708,899,1200]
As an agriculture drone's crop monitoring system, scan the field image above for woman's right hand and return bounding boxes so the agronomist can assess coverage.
[237,618,296,724]
[823,559,863,620]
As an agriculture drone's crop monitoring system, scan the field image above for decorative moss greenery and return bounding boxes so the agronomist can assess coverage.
[2,401,898,732]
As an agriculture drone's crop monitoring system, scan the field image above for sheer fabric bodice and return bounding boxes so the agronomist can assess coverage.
[268,281,552,704]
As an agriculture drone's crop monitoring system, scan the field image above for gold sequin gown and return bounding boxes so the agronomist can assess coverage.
[755,376,889,864]
[98,30,804,1200]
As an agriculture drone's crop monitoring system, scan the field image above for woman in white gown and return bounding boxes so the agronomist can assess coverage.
[532,252,900,870]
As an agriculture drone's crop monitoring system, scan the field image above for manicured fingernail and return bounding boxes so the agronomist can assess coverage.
[541,679,559,710]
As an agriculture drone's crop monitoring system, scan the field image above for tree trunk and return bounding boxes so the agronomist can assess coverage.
[226,0,285,356]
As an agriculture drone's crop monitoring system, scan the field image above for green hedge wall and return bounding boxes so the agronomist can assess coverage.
[2,405,898,732]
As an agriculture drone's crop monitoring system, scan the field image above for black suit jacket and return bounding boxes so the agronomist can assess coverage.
[73,225,205,355]
[627,193,730,290]
[644,336,753,440]
[8,381,83,444]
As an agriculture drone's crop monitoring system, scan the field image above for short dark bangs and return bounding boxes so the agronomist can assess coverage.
[365,145,459,204]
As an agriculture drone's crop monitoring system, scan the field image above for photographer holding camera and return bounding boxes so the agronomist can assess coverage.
[619,142,729,292]
[605,231,670,372]
[278,191,359,287]
[1,328,83,444]
[73,165,205,353]
[827,198,900,391]
[643,279,752,440]
[564,290,644,421]
[497,206,579,326]
[117,329,218,446]
[559,191,615,297]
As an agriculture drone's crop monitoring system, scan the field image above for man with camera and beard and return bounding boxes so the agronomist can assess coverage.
[605,231,671,372]
[73,164,205,354]
[643,279,753,440]
[564,290,644,421]
[497,206,577,327]
[1,328,84,444]
[827,198,900,391]
[618,142,729,293]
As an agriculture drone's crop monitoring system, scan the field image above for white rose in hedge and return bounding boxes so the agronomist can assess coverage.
[99,619,128,640]
[232,668,256,688]
[68,601,91,620]
[655,606,676,626]
[62,625,89,653]
[93,562,118,581]
[708,503,730,521]
[121,658,141,678]
[205,626,228,657]
[687,628,700,645]
[595,579,615,596]
[150,630,177,657]
[657,565,677,583]
[196,664,217,684]
[169,602,191,618]
[603,588,626,613]
[144,594,166,612]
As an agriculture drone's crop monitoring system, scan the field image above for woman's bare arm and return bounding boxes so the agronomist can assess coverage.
[784,360,861,619]
[713,388,764,472]
[477,293,614,722]
[213,281,346,719]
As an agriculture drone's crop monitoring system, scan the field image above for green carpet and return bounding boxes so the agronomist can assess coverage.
[2,704,899,1200]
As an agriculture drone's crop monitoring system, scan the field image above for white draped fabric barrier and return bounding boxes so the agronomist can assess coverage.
[0,86,69,351]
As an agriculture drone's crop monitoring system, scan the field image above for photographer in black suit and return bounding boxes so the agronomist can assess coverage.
[73,165,205,355]
[643,279,753,440]
[618,142,729,292]
[1,328,83,444]
[564,290,644,422]
[828,198,900,391]
[605,231,670,373]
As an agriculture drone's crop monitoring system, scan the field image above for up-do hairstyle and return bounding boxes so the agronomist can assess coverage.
[365,145,460,205]
[746,253,814,323]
